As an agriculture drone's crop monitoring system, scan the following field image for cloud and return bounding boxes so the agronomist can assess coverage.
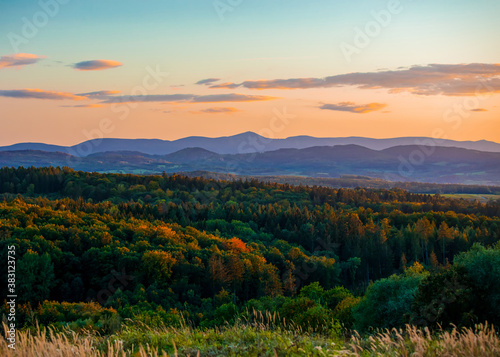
[192,107,241,114]
[0,53,45,69]
[103,94,196,103]
[61,104,105,108]
[210,82,241,89]
[170,85,185,90]
[191,94,277,103]
[0,87,277,105]
[319,102,387,114]
[210,63,500,96]
[195,78,220,85]
[77,90,121,99]
[0,89,87,100]
[470,108,488,112]
[73,59,122,71]
[148,108,176,114]
[102,93,277,103]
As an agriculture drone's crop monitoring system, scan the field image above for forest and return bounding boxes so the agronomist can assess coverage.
[1,166,500,355]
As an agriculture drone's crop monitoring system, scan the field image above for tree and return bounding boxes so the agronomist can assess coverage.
[353,263,428,330]
[299,282,324,302]
[400,253,408,270]
[260,264,283,298]
[141,250,176,284]
[209,254,230,294]
[438,221,455,264]
[282,260,297,296]
[340,257,361,287]
[453,243,500,325]
[415,217,434,265]
[18,250,55,303]
[411,266,474,327]
[429,251,440,270]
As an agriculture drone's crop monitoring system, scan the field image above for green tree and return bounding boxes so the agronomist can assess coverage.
[18,250,55,303]
[453,243,500,325]
[411,266,474,327]
[353,263,428,330]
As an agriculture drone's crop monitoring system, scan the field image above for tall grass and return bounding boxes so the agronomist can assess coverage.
[350,323,499,357]
[1,319,499,356]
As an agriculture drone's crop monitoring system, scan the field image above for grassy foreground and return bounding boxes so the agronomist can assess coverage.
[2,320,499,357]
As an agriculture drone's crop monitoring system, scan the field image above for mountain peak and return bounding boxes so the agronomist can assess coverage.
[232,131,264,139]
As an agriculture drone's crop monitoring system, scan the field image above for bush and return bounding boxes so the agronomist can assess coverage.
[353,265,427,331]
[333,295,360,329]
[279,297,338,333]
[411,266,475,327]
[201,302,239,327]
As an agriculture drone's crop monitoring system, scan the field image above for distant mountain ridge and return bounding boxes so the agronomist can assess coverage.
[1,144,500,186]
[1,132,500,156]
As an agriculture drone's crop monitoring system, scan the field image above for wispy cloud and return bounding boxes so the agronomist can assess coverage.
[192,94,277,103]
[0,53,45,69]
[61,104,105,108]
[73,59,122,71]
[102,94,196,103]
[77,90,121,99]
[319,102,387,114]
[0,87,278,105]
[170,85,185,90]
[192,107,241,114]
[210,82,241,89]
[102,93,277,103]
[195,78,220,85]
[209,63,500,96]
[0,89,87,100]
[470,108,488,112]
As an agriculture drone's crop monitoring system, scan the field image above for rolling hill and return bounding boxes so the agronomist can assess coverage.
[1,144,500,185]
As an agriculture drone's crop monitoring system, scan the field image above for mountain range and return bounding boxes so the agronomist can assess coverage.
[1,132,500,156]
[1,137,500,186]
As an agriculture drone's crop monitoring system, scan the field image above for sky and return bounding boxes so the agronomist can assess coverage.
[0,0,499,146]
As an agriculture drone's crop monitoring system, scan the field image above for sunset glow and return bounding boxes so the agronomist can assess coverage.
[1,0,499,146]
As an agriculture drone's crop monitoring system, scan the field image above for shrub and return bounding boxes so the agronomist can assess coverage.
[353,266,427,330]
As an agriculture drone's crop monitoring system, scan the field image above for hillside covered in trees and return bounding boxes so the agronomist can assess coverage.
[1,166,500,355]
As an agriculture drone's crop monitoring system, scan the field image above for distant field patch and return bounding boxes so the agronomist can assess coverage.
[442,194,500,202]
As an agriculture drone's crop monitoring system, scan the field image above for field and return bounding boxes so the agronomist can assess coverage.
[2,320,499,356]
[441,194,500,203]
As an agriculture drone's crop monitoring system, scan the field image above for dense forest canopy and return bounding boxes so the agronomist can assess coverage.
[1,166,500,333]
